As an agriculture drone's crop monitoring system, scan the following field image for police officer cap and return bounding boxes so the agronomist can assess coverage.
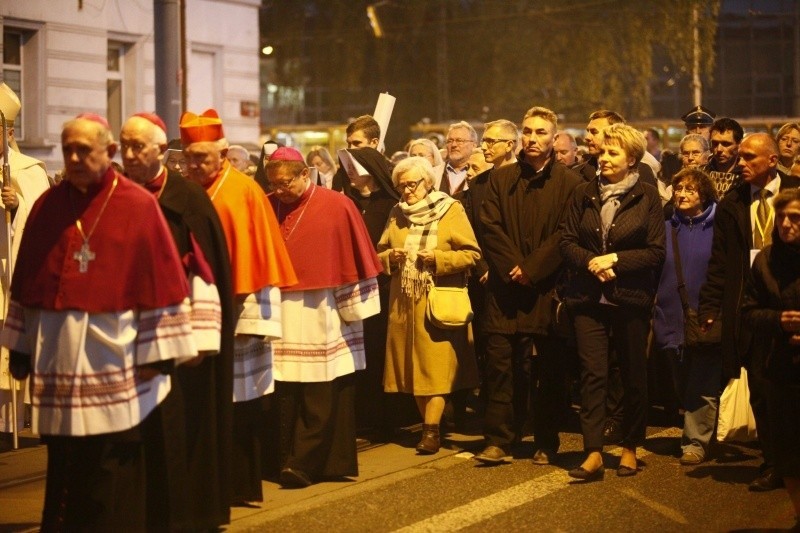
[681,105,716,127]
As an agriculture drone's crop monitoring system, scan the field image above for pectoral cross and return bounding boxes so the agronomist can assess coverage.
[73,241,96,273]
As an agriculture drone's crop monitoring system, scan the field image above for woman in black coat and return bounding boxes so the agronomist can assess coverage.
[743,187,800,530]
[560,123,666,480]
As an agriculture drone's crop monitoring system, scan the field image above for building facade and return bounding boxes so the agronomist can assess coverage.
[1,0,260,173]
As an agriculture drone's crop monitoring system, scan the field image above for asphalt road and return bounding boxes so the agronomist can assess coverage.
[0,422,793,532]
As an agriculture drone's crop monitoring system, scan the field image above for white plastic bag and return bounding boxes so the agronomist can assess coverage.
[717,367,758,442]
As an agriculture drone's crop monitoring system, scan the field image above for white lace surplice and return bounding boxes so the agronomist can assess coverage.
[232,285,282,402]
[0,299,197,436]
[273,278,380,383]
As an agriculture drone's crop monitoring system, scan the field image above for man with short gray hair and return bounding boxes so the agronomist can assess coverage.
[441,120,477,195]
[475,106,581,465]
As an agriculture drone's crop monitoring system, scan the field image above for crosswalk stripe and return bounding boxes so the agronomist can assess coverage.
[394,427,682,533]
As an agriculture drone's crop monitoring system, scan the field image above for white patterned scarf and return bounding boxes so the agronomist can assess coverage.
[399,191,456,298]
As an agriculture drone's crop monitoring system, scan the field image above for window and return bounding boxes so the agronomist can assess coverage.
[3,29,24,139]
[107,41,127,136]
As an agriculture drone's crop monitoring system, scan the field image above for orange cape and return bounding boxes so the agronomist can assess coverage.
[206,160,297,294]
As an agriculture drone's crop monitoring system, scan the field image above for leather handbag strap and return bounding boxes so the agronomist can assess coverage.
[671,225,691,314]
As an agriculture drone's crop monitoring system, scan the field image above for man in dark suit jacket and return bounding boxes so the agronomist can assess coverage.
[700,132,800,492]
[474,106,581,465]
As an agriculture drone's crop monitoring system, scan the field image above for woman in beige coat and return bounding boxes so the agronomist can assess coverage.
[377,157,481,455]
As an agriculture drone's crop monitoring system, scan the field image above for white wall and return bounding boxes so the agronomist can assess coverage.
[1,0,260,173]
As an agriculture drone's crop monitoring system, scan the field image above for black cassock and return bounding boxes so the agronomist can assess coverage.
[158,171,235,529]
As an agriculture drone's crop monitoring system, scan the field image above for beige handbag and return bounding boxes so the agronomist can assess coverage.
[426,276,473,329]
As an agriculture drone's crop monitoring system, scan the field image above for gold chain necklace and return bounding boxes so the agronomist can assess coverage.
[209,167,231,202]
[277,184,315,241]
[155,169,169,199]
[70,176,119,273]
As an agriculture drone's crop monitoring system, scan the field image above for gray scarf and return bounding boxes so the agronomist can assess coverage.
[598,171,639,252]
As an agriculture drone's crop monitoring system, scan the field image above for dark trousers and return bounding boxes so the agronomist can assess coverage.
[745,346,774,469]
[573,304,650,451]
[231,395,269,502]
[483,332,566,450]
[277,374,358,479]
[42,437,145,532]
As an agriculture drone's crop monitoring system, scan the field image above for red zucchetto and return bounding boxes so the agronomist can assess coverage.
[133,112,167,134]
[269,146,305,162]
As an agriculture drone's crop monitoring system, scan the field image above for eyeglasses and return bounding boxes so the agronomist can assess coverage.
[268,175,299,191]
[673,185,698,195]
[445,138,473,146]
[396,178,425,193]
[680,150,707,159]
[481,137,513,147]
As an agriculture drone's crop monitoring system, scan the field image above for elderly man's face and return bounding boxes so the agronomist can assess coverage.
[120,119,163,185]
[465,152,492,184]
[62,120,115,192]
[183,141,225,187]
[553,135,577,166]
[445,127,475,167]
[267,164,309,204]
[227,148,250,172]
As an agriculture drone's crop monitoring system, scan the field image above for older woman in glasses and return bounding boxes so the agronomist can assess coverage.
[377,157,481,455]
[653,167,719,466]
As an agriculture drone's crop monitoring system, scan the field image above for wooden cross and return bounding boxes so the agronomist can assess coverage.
[73,242,96,273]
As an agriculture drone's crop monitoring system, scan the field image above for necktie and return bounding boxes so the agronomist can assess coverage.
[754,188,772,249]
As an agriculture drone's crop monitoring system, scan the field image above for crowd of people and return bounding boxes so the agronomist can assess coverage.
[0,77,799,530]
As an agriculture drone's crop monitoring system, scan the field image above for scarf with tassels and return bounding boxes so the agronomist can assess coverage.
[399,191,456,298]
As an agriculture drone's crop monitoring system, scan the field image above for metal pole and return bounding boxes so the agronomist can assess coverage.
[436,2,449,122]
[692,2,702,106]
[154,0,183,139]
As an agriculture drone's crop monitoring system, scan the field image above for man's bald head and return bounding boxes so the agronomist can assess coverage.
[61,116,117,192]
[738,132,780,187]
[120,115,168,184]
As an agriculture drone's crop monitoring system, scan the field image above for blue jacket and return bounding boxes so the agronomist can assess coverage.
[653,203,716,350]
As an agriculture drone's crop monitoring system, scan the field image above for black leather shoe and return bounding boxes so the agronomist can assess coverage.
[473,445,510,465]
[603,420,622,444]
[532,449,556,466]
[748,470,784,492]
[617,464,639,477]
[279,467,313,488]
[568,465,605,481]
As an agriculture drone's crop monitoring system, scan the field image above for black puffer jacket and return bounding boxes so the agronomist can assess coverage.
[560,177,666,310]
